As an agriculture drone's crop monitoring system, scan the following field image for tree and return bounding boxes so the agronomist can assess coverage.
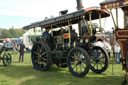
[0,29,12,38]
[0,29,25,38]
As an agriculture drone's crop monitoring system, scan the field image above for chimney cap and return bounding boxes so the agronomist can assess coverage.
[59,10,68,15]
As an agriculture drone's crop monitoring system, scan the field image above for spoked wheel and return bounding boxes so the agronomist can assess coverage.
[67,47,90,77]
[90,46,109,73]
[31,41,52,71]
[3,52,12,67]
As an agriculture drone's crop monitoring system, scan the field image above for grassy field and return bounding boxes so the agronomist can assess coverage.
[0,52,127,85]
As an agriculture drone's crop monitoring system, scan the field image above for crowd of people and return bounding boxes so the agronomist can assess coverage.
[94,38,121,64]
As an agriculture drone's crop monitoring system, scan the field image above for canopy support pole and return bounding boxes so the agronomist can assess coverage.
[89,13,93,36]
[78,21,82,37]
[99,14,102,32]
[110,9,117,75]
[68,20,71,43]
[124,11,125,28]
[82,16,90,35]
[116,8,118,29]
[51,25,53,37]
[33,28,36,41]
[26,29,33,43]
[110,9,117,29]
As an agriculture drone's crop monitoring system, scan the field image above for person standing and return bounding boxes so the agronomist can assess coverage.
[114,41,121,64]
[19,41,25,63]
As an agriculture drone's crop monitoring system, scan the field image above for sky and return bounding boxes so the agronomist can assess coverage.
[0,0,124,31]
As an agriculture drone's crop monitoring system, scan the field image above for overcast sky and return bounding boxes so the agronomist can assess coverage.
[0,0,123,31]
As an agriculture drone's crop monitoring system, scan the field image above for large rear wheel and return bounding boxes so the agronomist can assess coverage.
[31,41,52,71]
[90,46,109,73]
[67,47,90,77]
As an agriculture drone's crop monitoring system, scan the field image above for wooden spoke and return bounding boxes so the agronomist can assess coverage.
[73,52,77,58]
[81,59,87,64]
[34,59,40,63]
[36,45,41,53]
[40,46,43,53]
[41,57,47,62]
[75,65,78,72]
[79,64,83,72]
[71,55,75,60]
[34,52,39,56]
[99,62,103,68]
[81,63,86,69]
[41,52,46,57]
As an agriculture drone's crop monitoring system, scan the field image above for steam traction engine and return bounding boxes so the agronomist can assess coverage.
[23,7,110,77]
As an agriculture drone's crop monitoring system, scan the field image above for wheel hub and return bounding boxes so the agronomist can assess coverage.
[74,60,78,65]
[74,59,82,65]
[37,55,41,59]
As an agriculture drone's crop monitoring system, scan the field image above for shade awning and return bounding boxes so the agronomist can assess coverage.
[23,7,110,30]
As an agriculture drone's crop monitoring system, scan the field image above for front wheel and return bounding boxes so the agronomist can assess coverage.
[67,47,90,77]
[31,41,52,71]
[90,46,109,73]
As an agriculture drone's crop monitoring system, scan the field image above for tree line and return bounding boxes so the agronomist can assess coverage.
[0,28,25,38]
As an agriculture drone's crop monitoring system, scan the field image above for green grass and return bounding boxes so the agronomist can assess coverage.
[0,53,127,85]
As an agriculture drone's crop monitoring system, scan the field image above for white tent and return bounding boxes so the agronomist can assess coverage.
[23,27,43,49]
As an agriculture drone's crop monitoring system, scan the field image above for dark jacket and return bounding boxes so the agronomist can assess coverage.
[19,44,25,54]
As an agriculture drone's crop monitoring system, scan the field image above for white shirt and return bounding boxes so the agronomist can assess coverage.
[114,44,120,53]
[94,41,105,48]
